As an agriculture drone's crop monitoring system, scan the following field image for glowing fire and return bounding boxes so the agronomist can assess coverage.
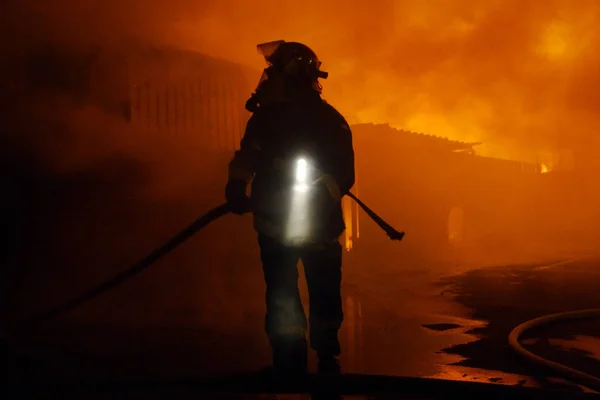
[541,163,550,174]
[175,1,600,165]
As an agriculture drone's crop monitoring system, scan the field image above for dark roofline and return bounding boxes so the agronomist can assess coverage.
[29,36,260,78]
[115,37,259,75]
[351,123,482,151]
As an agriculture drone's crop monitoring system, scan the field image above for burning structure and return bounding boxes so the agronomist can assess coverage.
[350,124,541,260]
[4,40,600,374]
[7,41,599,260]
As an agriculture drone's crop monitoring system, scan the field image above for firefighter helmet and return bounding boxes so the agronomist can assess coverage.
[257,40,329,80]
[245,40,328,112]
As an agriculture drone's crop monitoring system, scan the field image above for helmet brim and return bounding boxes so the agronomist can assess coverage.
[256,40,329,79]
[257,40,286,63]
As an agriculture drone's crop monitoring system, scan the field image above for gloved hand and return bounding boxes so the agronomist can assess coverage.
[225,179,251,215]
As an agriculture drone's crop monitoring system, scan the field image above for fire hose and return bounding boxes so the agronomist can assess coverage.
[7,188,600,395]
[12,203,231,331]
[509,308,600,392]
[346,192,404,241]
[1,193,403,337]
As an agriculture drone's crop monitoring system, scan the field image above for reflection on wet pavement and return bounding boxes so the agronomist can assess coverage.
[425,364,537,387]
[340,255,600,393]
[4,185,600,396]
[340,254,479,378]
[550,336,600,361]
[435,259,600,392]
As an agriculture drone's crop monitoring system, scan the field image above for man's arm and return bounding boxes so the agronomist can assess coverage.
[225,112,264,215]
[334,117,355,195]
[316,109,355,201]
[228,113,263,184]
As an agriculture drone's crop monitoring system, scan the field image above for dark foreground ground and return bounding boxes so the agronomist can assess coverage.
[1,155,600,399]
[4,255,600,399]
[434,259,600,392]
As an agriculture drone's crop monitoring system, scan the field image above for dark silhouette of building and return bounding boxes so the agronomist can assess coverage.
[5,41,600,377]
[10,41,597,258]
[351,123,542,260]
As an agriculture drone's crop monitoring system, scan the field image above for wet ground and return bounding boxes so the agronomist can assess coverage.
[2,162,600,398]
[433,259,600,391]
[5,252,600,395]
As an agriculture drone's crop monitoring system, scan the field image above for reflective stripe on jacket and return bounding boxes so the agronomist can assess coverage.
[229,97,355,244]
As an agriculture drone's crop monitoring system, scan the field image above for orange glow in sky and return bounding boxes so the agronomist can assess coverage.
[7,0,600,164]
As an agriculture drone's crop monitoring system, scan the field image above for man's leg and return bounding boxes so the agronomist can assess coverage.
[302,240,344,373]
[258,234,308,374]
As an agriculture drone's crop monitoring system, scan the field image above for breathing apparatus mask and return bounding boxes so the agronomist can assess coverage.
[245,40,329,112]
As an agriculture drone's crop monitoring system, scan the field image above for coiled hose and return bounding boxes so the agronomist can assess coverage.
[508,308,600,392]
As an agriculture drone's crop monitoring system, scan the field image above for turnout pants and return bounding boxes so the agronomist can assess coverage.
[258,233,344,373]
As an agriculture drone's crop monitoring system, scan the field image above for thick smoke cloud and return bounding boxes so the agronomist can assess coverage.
[181,0,600,164]
[4,0,600,165]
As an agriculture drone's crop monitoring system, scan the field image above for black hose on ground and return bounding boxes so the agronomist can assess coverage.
[509,308,600,392]
[1,203,230,339]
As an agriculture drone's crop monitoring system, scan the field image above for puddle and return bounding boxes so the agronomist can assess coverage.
[549,335,600,361]
[422,323,462,332]
[425,364,537,387]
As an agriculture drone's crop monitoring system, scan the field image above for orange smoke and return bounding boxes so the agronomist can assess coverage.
[5,0,600,165]
[179,0,600,164]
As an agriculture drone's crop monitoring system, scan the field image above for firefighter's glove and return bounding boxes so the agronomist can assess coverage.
[225,179,251,215]
[314,174,342,201]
